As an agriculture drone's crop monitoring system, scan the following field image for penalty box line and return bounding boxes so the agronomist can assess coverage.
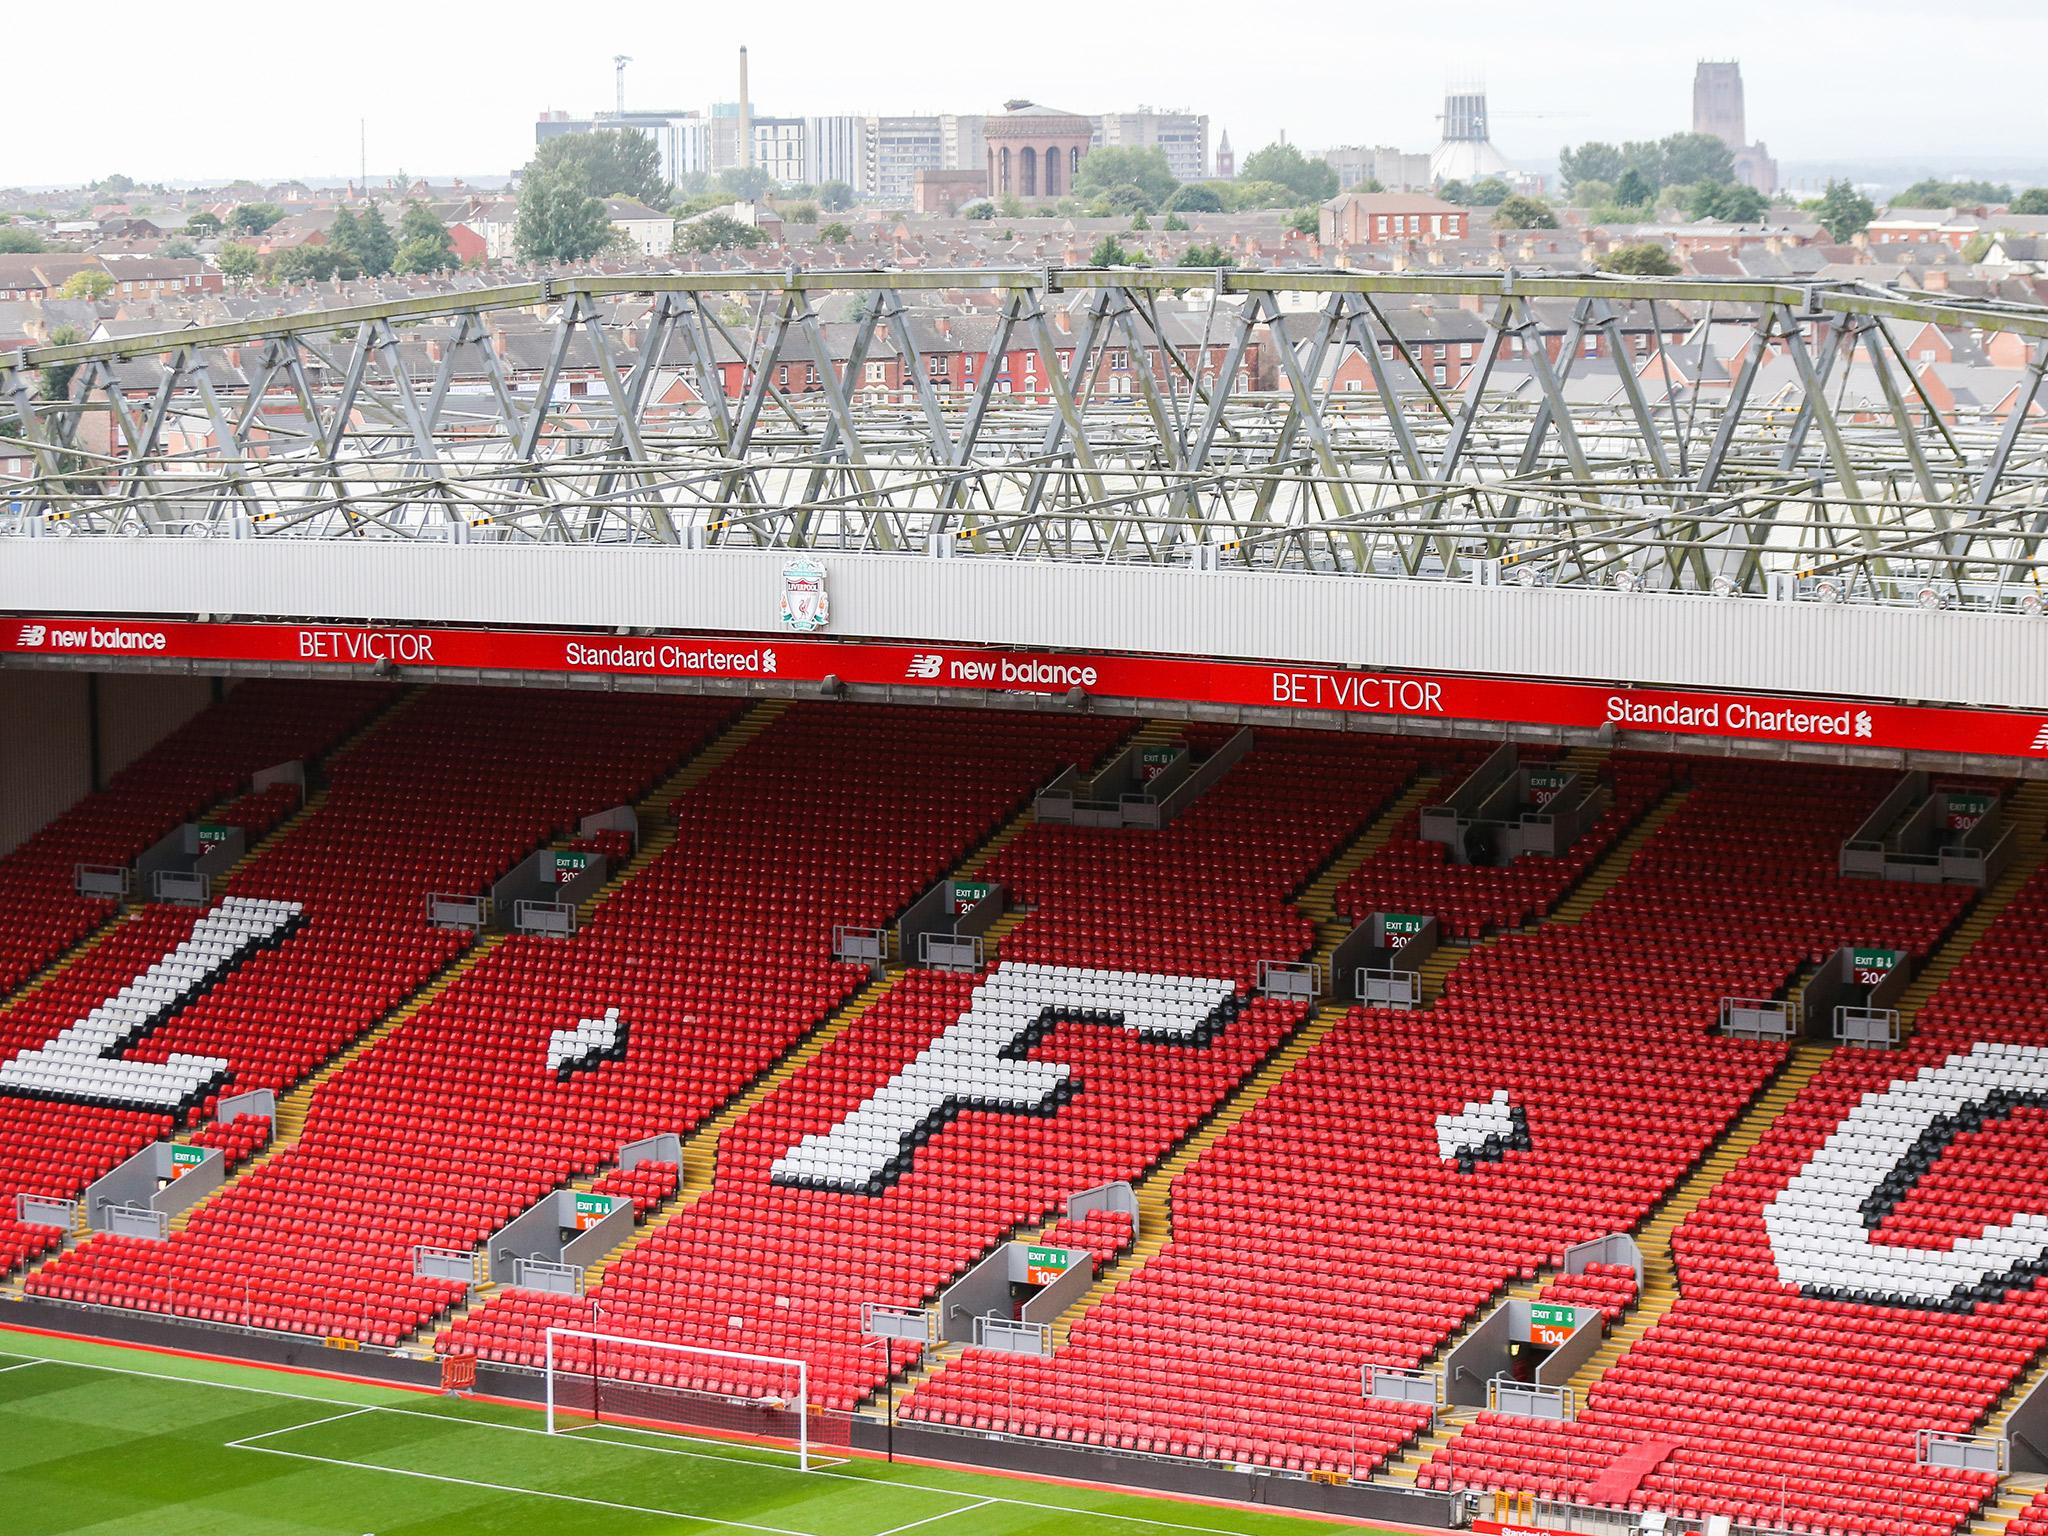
[0,1346,1350,1536]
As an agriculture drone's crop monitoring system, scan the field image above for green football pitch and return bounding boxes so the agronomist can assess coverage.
[0,1328,1393,1536]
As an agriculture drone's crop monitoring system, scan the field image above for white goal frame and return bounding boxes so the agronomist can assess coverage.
[542,1327,813,1470]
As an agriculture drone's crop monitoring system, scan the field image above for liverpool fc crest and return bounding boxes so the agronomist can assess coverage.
[780,559,830,632]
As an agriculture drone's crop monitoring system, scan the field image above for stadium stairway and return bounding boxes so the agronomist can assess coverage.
[947,769,1448,1365]
[452,716,1152,1335]
[1965,1475,2048,1536]
[1414,785,2048,1477]
[1539,1042,1836,1414]
[1373,1275,1550,1487]
[66,698,774,1275]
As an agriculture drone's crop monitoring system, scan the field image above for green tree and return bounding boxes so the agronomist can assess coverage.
[1961,232,1995,263]
[1897,178,2011,207]
[1226,178,1299,210]
[1816,179,1876,243]
[1089,234,1138,266]
[350,205,396,276]
[819,221,852,244]
[392,201,457,274]
[818,180,856,212]
[1286,206,1319,236]
[1604,242,1679,276]
[1613,168,1655,209]
[715,167,774,202]
[263,246,316,284]
[325,208,363,276]
[227,202,284,235]
[0,228,44,254]
[531,130,668,206]
[1164,183,1224,214]
[1180,242,1235,268]
[1129,210,1150,230]
[676,213,767,253]
[1237,142,1337,202]
[964,201,996,221]
[1073,146,1178,212]
[1162,211,1188,232]
[783,202,820,226]
[1559,142,1626,191]
[1463,177,1512,207]
[39,326,83,403]
[1688,181,1769,223]
[215,242,260,280]
[516,181,611,264]
[2011,188,2048,215]
[1660,132,1736,188]
[93,173,136,196]
[184,210,222,236]
[160,237,198,260]
[1492,195,1559,230]
[56,268,114,300]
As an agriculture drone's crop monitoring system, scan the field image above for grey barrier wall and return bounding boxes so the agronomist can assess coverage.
[2006,1364,2048,1474]
[1019,1253,1095,1328]
[84,1142,223,1233]
[1841,772,2015,886]
[428,892,490,928]
[491,847,610,933]
[1420,744,1609,864]
[855,1419,1462,1527]
[1340,913,1440,1008]
[74,864,130,899]
[620,1133,682,1170]
[252,759,306,796]
[1066,1180,1139,1236]
[1445,1296,1599,1408]
[577,804,641,849]
[217,1088,277,1126]
[487,1189,630,1285]
[413,1246,480,1284]
[1564,1233,1645,1293]
[899,878,1006,970]
[1036,729,1253,829]
[936,1240,1089,1344]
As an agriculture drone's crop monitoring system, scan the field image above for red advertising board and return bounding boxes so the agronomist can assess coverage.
[4,616,2045,760]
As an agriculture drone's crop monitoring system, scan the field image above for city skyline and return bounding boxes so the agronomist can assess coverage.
[6,0,2045,189]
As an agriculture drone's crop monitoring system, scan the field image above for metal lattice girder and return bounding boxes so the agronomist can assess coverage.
[3,268,2046,610]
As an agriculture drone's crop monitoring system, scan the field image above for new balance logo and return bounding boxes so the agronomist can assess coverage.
[906,654,945,680]
[15,623,45,647]
[2032,723,2048,753]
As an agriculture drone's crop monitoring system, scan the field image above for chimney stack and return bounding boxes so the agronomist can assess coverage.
[739,46,753,173]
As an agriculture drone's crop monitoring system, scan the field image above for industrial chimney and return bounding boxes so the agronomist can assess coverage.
[738,46,753,172]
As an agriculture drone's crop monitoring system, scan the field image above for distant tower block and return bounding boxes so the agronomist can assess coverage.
[1692,60,1746,146]
[1692,60,1777,196]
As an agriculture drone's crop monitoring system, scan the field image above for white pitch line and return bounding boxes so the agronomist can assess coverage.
[565,1419,852,1470]
[0,1360,41,1375]
[234,1439,819,1536]
[0,1347,1344,1536]
[222,1404,378,1449]
[870,1496,999,1536]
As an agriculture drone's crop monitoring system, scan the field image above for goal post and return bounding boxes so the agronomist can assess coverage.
[543,1328,814,1469]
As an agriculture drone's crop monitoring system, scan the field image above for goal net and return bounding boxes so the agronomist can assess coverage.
[543,1329,816,1469]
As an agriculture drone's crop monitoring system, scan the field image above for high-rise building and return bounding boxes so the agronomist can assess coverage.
[1323,145,1431,192]
[1092,109,1210,183]
[1692,60,1778,196]
[804,116,865,191]
[864,116,946,205]
[751,117,805,186]
[940,114,986,176]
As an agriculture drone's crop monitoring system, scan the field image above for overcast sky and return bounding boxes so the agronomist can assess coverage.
[10,0,2042,188]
